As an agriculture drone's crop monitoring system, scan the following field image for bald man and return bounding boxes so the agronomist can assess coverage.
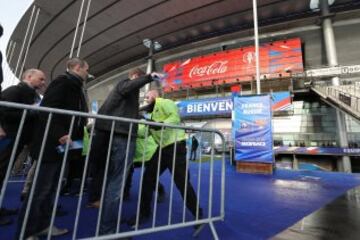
[0,69,46,225]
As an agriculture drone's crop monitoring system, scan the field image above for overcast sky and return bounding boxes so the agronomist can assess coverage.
[0,0,33,89]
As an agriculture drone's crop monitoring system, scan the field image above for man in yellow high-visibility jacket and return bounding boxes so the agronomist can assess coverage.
[128,90,202,226]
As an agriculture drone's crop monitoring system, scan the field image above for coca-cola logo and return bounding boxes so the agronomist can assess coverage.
[189,61,228,78]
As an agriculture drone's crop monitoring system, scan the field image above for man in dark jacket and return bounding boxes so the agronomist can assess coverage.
[190,136,199,161]
[16,58,89,239]
[90,68,162,235]
[0,68,45,226]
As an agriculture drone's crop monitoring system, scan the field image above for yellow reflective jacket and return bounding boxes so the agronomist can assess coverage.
[134,124,158,163]
[150,98,186,148]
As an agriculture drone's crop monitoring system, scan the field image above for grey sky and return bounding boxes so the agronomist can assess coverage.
[0,0,33,89]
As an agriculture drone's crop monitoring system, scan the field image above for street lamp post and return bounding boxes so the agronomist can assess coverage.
[143,39,162,100]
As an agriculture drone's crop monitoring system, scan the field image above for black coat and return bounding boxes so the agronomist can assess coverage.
[0,82,40,142]
[31,72,88,162]
[0,52,3,92]
[96,75,153,136]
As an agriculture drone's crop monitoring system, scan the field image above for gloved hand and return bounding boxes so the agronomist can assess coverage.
[147,119,163,130]
[150,72,166,82]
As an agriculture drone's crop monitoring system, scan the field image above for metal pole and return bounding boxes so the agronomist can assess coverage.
[14,5,36,80]
[4,41,15,81]
[320,0,351,172]
[144,41,154,103]
[19,7,40,79]
[70,0,86,58]
[252,0,261,94]
[76,0,92,57]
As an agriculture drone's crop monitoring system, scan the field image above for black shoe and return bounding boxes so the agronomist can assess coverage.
[127,214,150,228]
[0,207,18,216]
[0,216,12,226]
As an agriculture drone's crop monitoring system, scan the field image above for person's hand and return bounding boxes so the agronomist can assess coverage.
[58,135,72,145]
[150,72,165,80]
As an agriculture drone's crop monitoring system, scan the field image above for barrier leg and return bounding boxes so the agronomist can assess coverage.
[192,223,206,238]
[209,221,219,240]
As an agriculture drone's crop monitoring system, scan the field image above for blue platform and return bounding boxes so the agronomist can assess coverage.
[2,161,360,240]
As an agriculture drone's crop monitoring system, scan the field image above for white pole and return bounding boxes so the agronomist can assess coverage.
[13,5,36,79]
[252,0,261,94]
[8,42,17,85]
[76,0,92,57]
[69,0,86,58]
[19,7,40,79]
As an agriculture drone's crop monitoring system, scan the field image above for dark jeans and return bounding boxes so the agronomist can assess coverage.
[62,154,85,192]
[99,134,135,235]
[124,161,165,196]
[15,161,61,238]
[140,141,199,217]
[88,130,109,203]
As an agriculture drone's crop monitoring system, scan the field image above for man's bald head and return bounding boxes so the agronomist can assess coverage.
[145,90,159,104]
[22,69,46,90]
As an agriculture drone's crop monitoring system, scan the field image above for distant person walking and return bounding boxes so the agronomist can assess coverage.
[190,136,199,161]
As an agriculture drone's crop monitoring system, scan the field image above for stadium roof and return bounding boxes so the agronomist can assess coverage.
[7,0,360,82]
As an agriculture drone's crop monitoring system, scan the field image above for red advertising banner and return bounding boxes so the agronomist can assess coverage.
[162,38,303,92]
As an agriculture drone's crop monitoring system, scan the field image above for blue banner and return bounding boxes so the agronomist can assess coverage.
[177,97,232,117]
[233,95,274,163]
[177,92,291,118]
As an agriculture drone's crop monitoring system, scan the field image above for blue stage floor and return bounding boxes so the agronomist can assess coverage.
[2,161,360,240]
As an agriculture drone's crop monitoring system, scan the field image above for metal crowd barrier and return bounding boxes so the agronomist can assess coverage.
[0,101,226,240]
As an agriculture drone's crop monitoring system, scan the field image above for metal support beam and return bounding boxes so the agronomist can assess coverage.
[146,40,154,74]
[252,0,261,94]
[70,0,86,58]
[13,5,36,81]
[320,0,351,172]
[76,0,92,57]
[19,7,40,78]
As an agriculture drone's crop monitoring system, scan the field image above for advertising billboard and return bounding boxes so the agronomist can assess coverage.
[232,95,274,163]
[177,91,291,118]
[162,38,303,92]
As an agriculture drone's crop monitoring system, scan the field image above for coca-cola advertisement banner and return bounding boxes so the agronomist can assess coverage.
[162,38,303,92]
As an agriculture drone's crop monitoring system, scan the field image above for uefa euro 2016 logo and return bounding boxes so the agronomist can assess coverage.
[243,52,256,65]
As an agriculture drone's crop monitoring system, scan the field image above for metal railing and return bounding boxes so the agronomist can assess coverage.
[0,101,226,240]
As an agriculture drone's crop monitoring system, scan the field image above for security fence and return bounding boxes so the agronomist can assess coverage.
[0,101,225,240]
